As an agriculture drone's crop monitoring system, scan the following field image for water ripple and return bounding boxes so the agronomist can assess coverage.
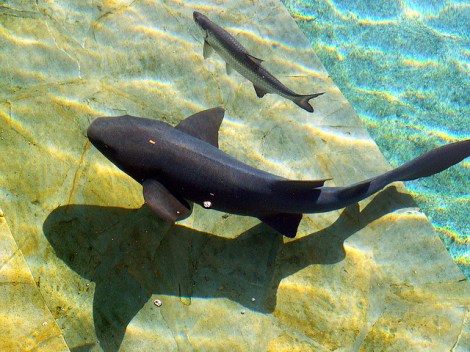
[282,0,470,277]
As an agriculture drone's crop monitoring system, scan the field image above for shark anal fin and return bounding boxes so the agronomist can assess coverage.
[175,107,225,148]
[143,179,192,222]
[259,213,302,238]
[338,181,371,200]
[253,85,269,98]
[246,53,263,66]
[203,39,214,59]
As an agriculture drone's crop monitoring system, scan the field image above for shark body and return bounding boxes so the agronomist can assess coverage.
[193,11,324,112]
[87,108,470,237]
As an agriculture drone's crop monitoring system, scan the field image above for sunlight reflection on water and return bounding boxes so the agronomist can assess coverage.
[282,0,470,278]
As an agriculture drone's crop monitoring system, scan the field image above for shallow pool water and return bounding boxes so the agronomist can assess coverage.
[0,0,469,351]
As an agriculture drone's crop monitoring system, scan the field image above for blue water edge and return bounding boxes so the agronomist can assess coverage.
[282,0,470,278]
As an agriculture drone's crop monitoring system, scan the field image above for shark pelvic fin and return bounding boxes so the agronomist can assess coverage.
[246,53,264,66]
[203,40,214,59]
[259,213,302,238]
[253,85,269,98]
[143,179,192,222]
[176,107,225,148]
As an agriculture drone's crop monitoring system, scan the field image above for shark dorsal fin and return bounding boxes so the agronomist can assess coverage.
[175,107,225,148]
[246,53,263,66]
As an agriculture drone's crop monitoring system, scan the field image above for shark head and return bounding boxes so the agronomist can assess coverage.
[87,117,120,161]
[193,11,211,31]
[87,115,169,182]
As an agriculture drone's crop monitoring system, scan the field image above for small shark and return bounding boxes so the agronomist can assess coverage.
[193,11,324,113]
[87,108,470,237]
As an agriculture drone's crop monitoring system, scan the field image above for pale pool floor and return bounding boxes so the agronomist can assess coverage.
[0,0,469,351]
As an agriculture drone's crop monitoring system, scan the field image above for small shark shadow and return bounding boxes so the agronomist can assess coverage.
[44,186,415,352]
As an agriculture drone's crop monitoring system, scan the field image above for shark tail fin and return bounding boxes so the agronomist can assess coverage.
[293,92,325,113]
[337,139,470,204]
[380,139,470,184]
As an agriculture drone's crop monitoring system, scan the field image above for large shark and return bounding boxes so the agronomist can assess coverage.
[87,108,470,237]
[193,11,324,113]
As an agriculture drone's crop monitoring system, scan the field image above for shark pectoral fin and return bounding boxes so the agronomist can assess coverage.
[175,107,225,148]
[246,53,264,66]
[258,213,302,238]
[226,63,234,75]
[253,85,269,98]
[338,181,371,200]
[143,179,192,222]
[203,39,214,59]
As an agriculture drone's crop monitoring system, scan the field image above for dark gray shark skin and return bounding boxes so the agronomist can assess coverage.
[87,108,470,237]
[193,11,324,113]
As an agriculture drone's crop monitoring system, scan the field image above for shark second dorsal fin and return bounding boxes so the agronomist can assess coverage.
[175,107,225,148]
[271,179,330,194]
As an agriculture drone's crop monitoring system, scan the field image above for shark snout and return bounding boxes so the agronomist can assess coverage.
[86,117,119,157]
[193,11,202,22]
[87,117,107,145]
[193,11,209,29]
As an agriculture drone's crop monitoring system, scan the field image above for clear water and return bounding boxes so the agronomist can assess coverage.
[282,0,470,278]
[1,1,468,351]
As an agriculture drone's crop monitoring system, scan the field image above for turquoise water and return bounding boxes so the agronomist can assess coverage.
[282,0,470,278]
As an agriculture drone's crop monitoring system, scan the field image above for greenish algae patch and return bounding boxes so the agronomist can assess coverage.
[0,0,469,351]
[0,212,69,351]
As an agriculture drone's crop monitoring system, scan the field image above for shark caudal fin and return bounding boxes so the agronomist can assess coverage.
[338,139,470,201]
[381,139,470,184]
[293,92,325,113]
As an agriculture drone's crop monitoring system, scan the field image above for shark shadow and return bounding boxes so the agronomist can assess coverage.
[43,186,415,352]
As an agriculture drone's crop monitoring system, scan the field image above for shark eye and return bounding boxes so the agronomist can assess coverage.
[101,143,117,155]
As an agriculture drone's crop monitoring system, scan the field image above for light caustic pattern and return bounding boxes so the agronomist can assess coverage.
[1,1,469,350]
[282,0,470,278]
